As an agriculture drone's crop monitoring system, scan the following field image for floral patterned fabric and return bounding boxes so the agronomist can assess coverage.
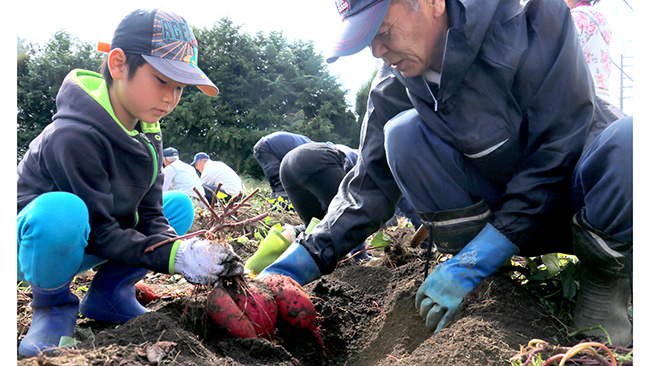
[571,4,612,99]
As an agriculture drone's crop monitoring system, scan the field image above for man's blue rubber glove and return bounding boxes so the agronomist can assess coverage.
[415,223,518,333]
[256,243,321,286]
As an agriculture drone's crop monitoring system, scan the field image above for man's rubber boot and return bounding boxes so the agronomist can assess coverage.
[245,227,292,275]
[418,199,492,255]
[19,279,79,356]
[79,261,149,323]
[570,209,632,347]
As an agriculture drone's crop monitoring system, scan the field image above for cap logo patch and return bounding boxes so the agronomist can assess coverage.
[152,12,199,67]
[336,0,350,18]
[161,19,192,44]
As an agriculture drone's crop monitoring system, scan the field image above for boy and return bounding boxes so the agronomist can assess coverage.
[17,9,243,356]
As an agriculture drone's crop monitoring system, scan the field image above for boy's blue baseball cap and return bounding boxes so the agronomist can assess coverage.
[99,8,219,96]
[190,152,210,166]
[327,0,391,63]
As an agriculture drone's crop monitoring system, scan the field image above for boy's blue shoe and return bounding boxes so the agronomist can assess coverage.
[79,261,149,323]
[19,280,79,356]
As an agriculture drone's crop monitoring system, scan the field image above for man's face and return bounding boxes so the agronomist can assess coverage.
[369,0,448,77]
[195,159,206,173]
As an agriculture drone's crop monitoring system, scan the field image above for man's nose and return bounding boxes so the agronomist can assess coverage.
[369,38,388,59]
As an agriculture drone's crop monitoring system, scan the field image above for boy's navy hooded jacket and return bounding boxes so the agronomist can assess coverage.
[299,0,623,274]
[17,69,178,273]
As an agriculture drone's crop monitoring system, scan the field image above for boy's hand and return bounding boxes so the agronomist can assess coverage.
[173,238,244,285]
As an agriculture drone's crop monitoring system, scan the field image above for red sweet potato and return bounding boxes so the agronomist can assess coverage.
[258,274,323,349]
[135,282,160,306]
[206,285,257,338]
[230,278,278,340]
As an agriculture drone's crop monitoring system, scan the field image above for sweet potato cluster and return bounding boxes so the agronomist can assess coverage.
[206,274,324,349]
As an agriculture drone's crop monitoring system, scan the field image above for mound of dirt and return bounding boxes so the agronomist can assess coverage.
[17,204,582,365]
[17,234,572,366]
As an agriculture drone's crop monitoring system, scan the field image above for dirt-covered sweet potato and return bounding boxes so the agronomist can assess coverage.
[206,285,257,338]
[258,274,323,349]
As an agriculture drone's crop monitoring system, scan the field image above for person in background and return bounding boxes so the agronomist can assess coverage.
[281,141,423,233]
[247,140,425,275]
[253,131,313,203]
[564,0,612,100]
[162,147,206,207]
[191,152,246,204]
[16,8,244,356]
[258,0,632,347]
[280,142,371,263]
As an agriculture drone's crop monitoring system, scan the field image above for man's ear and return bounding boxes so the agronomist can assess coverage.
[108,48,128,80]
[431,0,446,17]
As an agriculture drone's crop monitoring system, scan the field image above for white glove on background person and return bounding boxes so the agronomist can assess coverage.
[172,237,244,285]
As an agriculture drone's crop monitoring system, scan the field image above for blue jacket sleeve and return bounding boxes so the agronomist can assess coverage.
[299,66,414,274]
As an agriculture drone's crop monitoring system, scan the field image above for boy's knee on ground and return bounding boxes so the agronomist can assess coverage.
[17,192,90,287]
[163,191,195,235]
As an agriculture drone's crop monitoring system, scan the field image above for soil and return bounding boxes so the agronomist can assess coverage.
[16,209,578,366]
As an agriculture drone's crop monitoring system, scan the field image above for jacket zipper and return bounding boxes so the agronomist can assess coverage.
[426,82,439,112]
[139,133,158,188]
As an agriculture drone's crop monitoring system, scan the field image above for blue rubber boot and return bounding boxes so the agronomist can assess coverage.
[19,280,79,356]
[79,261,149,323]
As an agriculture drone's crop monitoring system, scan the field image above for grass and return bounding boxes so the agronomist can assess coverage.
[241,175,269,194]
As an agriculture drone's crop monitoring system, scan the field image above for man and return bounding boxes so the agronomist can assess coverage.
[162,147,206,207]
[191,152,246,203]
[253,131,314,199]
[258,0,632,347]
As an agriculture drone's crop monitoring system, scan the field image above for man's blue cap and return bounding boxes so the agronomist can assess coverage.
[327,0,391,63]
[163,147,179,157]
[191,152,210,166]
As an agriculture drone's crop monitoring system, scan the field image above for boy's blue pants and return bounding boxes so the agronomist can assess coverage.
[17,191,194,288]
[384,110,632,246]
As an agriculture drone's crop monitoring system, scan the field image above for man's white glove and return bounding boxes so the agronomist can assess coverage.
[172,238,244,285]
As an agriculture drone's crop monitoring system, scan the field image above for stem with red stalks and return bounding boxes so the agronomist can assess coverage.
[193,187,261,227]
[209,212,269,234]
[144,187,269,253]
[144,230,207,253]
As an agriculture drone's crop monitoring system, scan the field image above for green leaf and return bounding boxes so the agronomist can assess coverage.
[370,231,391,250]
[560,261,579,300]
[562,273,577,300]
[526,270,551,283]
[58,336,81,349]
[541,253,562,277]
[254,231,264,241]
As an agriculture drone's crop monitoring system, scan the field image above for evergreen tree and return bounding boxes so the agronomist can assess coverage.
[17,31,103,161]
[17,21,361,179]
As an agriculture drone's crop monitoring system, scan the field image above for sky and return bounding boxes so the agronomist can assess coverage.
[15,0,637,114]
[16,0,379,109]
